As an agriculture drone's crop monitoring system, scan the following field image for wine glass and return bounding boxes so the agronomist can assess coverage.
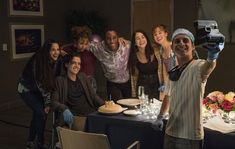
[228,111,235,124]
[138,86,144,99]
[137,86,144,113]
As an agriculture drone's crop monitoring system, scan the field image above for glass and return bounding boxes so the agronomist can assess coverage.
[137,86,145,114]
[229,111,235,120]
[137,86,145,99]
[227,111,235,124]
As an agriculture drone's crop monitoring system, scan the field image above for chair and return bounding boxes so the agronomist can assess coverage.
[57,127,140,149]
[72,116,87,131]
[50,112,87,148]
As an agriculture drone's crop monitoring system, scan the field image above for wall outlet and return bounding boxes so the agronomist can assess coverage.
[2,44,7,51]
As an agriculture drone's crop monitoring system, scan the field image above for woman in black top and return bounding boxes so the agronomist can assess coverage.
[129,30,160,99]
[17,39,64,149]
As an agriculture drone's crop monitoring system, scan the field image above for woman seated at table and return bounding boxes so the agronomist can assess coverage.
[51,52,104,130]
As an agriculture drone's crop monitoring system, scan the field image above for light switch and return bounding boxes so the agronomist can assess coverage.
[3,44,7,51]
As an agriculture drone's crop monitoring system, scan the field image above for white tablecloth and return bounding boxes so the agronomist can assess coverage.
[203,116,235,133]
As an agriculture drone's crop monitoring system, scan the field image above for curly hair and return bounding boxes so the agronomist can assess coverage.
[71,26,92,41]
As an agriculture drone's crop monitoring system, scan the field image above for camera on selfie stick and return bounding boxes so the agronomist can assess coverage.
[194,20,225,46]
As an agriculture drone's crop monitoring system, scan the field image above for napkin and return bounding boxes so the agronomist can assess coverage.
[203,116,235,133]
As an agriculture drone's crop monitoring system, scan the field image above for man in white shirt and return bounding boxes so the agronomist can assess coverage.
[153,28,224,149]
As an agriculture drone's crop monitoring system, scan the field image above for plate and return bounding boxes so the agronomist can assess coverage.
[117,98,141,107]
[123,110,141,116]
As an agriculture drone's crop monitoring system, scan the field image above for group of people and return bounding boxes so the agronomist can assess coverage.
[17,23,224,149]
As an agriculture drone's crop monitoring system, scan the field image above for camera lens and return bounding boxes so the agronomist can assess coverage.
[205,27,211,32]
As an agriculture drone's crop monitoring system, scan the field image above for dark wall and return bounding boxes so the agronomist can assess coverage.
[173,0,198,31]
[69,0,132,39]
[0,0,131,107]
[173,0,235,94]
[0,0,234,108]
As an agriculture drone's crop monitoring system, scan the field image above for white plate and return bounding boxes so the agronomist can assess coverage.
[117,98,141,107]
[123,110,141,116]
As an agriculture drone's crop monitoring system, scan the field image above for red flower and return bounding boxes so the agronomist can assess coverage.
[203,97,210,105]
[221,100,233,112]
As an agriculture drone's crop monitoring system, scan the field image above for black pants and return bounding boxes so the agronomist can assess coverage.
[107,80,131,101]
[19,91,47,145]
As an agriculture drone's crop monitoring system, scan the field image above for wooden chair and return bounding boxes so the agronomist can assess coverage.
[57,127,140,149]
[72,116,87,131]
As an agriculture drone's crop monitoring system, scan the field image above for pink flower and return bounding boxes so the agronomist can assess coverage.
[207,91,224,102]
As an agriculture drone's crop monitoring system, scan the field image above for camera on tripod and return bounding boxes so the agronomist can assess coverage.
[194,20,225,46]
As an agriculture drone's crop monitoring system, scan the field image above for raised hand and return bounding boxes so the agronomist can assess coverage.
[203,42,224,60]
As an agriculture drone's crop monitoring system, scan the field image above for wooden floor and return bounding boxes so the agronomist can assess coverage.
[0,104,53,149]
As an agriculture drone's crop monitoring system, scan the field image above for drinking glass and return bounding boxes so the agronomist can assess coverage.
[228,111,235,124]
[138,86,145,99]
[137,86,145,113]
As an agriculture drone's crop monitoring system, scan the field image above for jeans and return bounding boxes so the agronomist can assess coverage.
[19,90,47,145]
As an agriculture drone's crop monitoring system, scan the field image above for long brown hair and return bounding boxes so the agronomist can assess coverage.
[34,39,60,92]
[128,30,154,75]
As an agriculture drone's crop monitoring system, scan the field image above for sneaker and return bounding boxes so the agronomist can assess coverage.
[26,141,34,149]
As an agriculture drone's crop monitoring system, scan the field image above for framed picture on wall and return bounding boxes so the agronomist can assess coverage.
[10,24,44,60]
[9,0,43,16]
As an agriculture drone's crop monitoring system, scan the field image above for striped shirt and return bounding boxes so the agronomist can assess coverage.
[165,59,207,140]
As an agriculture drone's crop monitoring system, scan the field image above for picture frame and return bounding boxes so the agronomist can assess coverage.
[9,0,43,16]
[10,24,44,60]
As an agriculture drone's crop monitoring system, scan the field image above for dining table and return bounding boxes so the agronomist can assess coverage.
[85,111,164,149]
[85,111,235,149]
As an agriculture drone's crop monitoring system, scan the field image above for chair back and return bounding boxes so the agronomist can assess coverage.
[57,127,111,149]
[72,116,87,131]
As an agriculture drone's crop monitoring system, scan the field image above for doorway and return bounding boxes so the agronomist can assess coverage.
[132,0,173,39]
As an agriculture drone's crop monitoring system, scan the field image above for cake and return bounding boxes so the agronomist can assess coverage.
[98,100,123,113]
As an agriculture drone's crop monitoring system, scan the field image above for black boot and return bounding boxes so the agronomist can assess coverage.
[26,141,35,149]
[35,142,48,149]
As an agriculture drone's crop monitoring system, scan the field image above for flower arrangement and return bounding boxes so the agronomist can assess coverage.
[203,91,235,114]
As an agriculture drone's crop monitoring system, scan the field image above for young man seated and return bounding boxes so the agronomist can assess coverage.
[52,52,104,130]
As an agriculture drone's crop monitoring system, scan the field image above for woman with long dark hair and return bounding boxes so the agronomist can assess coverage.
[17,39,64,149]
[129,30,160,99]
